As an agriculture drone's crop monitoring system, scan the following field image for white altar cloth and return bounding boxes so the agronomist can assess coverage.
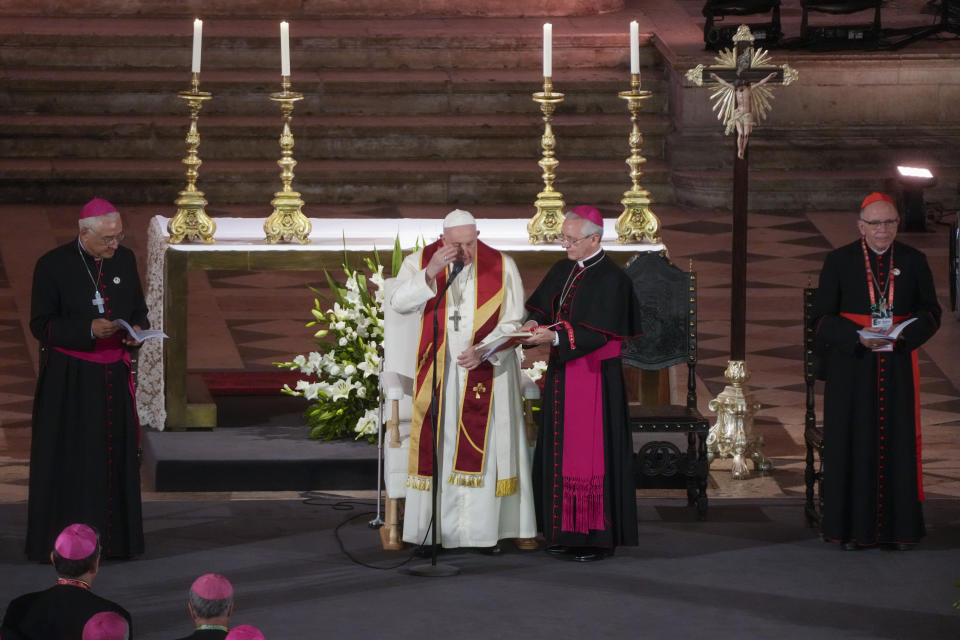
[140,216,664,429]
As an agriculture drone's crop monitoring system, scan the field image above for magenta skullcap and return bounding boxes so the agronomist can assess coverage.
[82,611,128,640]
[225,625,265,640]
[191,573,234,600]
[80,198,118,220]
[54,524,98,560]
[569,205,603,227]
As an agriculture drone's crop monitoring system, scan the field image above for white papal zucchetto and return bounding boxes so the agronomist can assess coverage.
[443,209,476,228]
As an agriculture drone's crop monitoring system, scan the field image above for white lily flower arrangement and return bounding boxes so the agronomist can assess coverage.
[276,239,409,442]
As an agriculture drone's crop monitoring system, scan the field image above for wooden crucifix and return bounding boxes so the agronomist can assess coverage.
[685,25,797,361]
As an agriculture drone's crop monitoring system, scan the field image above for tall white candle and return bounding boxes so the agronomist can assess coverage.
[192,18,203,74]
[630,21,639,75]
[543,23,552,78]
[280,21,291,77]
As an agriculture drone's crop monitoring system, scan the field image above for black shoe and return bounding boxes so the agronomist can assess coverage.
[412,545,442,559]
[473,545,503,556]
[841,541,859,551]
[573,547,605,562]
[545,545,571,556]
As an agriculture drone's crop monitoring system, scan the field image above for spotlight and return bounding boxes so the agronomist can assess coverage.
[895,165,936,232]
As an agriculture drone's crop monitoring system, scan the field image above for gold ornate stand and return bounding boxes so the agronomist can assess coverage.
[264,76,311,244]
[616,73,661,244]
[706,360,773,479]
[527,77,565,244]
[168,73,215,244]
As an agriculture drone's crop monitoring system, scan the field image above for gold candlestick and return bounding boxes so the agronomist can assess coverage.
[616,73,661,244]
[169,73,215,244]
[527,77,565,244]
[264,75,311,244]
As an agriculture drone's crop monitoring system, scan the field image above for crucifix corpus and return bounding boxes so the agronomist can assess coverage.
[685,24,797,479]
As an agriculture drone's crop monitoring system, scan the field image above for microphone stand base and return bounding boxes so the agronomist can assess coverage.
[406,562,461,577]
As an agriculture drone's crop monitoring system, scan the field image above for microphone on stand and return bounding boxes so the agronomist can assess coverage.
[438,260,464,297]
[409,256,464,577]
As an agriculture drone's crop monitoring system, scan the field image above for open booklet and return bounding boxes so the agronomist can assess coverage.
[115,318,168,342]
[477,331,533,362]
[856,317,917,351]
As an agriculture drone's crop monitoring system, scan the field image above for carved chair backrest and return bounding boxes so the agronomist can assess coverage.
[621,251,698,409]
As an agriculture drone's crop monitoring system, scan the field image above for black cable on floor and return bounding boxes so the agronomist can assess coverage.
[299,490,431,571]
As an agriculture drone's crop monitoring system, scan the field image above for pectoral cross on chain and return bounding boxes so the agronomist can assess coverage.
[92,290,105,314]
[449,308,462,332]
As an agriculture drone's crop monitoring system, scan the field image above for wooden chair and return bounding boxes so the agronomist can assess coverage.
[702,0,783,50]
[803,286,825,528]
[622,252,709,520]
[800,0,882,42]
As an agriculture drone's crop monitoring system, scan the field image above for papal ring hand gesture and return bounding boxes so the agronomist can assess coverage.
[425,235,460,282]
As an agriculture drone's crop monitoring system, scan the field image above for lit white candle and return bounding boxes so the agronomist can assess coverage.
[280,21,291,77]
[543,23,552,78]
[630,21,639,76]
[192,18,203,74]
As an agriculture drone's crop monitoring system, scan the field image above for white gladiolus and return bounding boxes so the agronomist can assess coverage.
[354,408,379,436]
[329,378,353,402]
[522,360,548,382]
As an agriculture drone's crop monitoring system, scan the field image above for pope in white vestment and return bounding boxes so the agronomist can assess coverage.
[390,210,536,549]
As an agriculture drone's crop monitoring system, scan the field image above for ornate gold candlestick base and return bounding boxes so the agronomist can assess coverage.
[265,76,311,244]
[616,73,661,244]
[706,360,773,479]
[169,73,215,244]
[528,77,565,244]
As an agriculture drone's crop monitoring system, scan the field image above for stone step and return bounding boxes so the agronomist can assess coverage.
[0,17,659,71]
[0,157,674,206]
[670,128,960,173]
[0,113,671,160]
[1,68,670,116]
[0,0,620,18]
[672,168,960,212]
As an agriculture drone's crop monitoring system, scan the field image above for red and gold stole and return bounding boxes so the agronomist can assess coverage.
[407,240,505,492]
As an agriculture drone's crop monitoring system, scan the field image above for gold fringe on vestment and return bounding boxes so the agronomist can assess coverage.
[448,472,484,488]
[495,477,518,497]
[407,475,431,492]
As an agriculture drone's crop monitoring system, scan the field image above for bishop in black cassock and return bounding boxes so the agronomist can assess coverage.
[3,523,134,639]
[521,206,642,561]
[812,193,941,549]
[26,198,149,561]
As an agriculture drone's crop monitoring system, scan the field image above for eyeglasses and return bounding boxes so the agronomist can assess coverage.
[100,233,125,245]
[859,218,899,228]
[560,234,596,247]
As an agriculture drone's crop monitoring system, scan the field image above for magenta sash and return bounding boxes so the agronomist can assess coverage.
[54,334,140,445]
[561,338,622,533]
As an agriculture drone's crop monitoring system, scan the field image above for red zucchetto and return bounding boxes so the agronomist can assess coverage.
[860,192,894,210]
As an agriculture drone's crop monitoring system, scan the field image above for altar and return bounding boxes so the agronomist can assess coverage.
[140,215,664,430]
